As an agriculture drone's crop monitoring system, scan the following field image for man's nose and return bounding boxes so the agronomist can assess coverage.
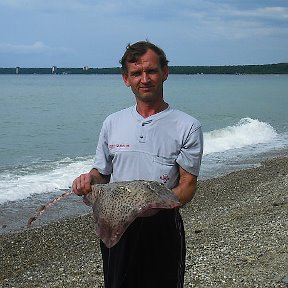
[141,72,150,83]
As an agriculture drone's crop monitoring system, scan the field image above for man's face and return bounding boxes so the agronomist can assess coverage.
[122,49,168,103]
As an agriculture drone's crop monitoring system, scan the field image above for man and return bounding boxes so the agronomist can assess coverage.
[72,41,203,288]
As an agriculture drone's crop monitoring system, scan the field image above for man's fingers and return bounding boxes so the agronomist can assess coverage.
[72,174,92,195]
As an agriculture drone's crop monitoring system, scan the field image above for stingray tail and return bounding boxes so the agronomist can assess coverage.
[27,190,74,226]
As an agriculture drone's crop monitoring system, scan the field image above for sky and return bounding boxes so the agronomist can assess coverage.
[0,0,287,67]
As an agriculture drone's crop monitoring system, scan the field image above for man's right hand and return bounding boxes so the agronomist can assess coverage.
[72,169,111,196]
[72,173,93,196]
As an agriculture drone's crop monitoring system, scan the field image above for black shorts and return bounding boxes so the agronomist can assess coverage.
[100,209,186,288]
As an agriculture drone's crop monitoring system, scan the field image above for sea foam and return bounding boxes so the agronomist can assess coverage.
[203,118,277,155]
[0,157,92,204]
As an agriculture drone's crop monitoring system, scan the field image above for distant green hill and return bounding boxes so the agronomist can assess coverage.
[1,63,287,74]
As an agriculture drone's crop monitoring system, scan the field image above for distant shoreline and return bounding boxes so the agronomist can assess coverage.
[1,63,288,75]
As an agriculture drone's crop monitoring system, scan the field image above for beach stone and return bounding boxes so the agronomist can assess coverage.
[281,276,288,284]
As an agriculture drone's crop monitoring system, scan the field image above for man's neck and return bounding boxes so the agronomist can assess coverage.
[136,101,168,118]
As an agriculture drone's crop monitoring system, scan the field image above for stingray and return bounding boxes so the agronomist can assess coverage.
[28,180,181,248]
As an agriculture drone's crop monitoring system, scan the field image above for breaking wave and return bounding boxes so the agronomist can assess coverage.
[203,118,277,155]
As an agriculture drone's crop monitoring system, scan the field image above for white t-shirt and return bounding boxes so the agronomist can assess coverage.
[93,105,203,189]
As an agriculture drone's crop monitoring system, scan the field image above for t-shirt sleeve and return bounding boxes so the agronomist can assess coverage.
[176,125,203,177]
[92,120,113,175]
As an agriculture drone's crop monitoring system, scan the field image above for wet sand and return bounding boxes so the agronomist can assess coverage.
[1,156,287,287]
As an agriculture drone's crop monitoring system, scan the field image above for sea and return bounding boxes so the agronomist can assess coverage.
[1,73,287,234]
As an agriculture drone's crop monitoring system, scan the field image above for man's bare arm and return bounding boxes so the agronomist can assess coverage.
[172,166,198,206]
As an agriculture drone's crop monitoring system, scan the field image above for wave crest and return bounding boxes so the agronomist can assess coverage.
[204,118,277,155]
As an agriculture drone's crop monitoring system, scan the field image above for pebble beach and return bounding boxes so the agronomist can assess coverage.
[1,155,287,288]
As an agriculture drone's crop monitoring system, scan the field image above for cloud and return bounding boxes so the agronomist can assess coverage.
[0,0,123,14]
[0,41,70,54]
[172,2,288,40]
[0,0,287,66]
[231,6,288,20]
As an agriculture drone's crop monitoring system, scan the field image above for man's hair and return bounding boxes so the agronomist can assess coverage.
[120,41,169,75]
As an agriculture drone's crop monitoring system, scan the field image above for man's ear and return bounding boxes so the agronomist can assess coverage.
[162,65,169,82]
[122,73,130,87]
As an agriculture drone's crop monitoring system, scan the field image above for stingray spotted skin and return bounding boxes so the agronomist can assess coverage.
[27,181,180,248]
[83,180,181,248]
